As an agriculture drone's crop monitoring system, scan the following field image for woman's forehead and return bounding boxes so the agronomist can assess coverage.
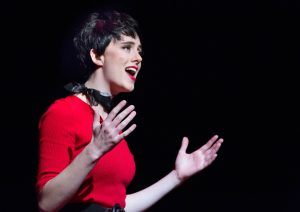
[115,34,141,45]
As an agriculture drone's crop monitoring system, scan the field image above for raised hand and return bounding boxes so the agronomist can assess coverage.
[91,100,137,156]
[175,135,223,182]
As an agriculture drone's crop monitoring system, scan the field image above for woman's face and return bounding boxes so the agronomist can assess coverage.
[101,34,143,95]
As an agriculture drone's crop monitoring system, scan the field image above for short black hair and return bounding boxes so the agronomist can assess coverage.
[73,10,139,79]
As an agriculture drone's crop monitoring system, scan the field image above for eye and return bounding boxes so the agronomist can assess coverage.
[138,49,144,56]
[122,45,132,51]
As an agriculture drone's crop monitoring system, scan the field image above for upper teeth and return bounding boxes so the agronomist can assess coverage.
[126,67,137,75]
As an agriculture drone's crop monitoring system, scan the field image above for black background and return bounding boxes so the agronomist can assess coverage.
[1,0,299,211]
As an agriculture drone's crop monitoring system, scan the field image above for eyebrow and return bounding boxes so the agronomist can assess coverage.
[120,41,143,50]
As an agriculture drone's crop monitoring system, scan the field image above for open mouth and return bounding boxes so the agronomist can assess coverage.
[125,67,137,80]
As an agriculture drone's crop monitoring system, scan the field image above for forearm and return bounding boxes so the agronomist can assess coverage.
[38,142,102,212]
[125,170,182,212]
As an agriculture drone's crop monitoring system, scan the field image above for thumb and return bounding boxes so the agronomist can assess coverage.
[179,137,189,153]
[92,106,101,127]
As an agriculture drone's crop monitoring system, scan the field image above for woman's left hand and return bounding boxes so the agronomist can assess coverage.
[175,135,223,182]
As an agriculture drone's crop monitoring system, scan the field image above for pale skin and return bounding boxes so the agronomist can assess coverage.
[38,35,224,212]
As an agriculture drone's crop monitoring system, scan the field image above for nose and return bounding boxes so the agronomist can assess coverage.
[133,50,143,64]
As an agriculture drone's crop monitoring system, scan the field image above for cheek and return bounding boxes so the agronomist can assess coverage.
[112,49,129,62]
[104,61,123,79]
[103,51,128,75]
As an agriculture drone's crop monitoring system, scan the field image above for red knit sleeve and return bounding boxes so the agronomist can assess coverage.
[36,100,76,193]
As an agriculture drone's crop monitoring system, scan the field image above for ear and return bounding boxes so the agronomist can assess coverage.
[90,49,104,66]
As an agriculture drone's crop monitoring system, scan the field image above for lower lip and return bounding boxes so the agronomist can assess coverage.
[128,74,136,81]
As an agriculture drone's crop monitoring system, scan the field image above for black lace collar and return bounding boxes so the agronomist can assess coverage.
[64,82,113,112]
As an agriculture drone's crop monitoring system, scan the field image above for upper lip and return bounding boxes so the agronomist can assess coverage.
[125,66,139,76]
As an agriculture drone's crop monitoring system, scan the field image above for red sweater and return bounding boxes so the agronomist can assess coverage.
[36,96,136,208]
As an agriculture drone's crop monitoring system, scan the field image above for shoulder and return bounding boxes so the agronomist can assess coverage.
[46,96,77,116]
[39,96,85,126]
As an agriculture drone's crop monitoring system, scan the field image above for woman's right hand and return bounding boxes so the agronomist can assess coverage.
[90,100,137,159]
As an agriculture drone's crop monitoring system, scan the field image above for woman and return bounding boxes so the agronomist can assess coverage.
[36,10,224,212]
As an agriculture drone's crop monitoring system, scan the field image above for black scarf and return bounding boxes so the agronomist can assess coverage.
[64,82,113,112]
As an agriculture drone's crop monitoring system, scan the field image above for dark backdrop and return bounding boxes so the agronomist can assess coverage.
[1,0,299,211]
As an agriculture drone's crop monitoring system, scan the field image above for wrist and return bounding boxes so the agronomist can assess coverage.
[84,140,104,163]
[173,169,191,184]
[171,170,185,186]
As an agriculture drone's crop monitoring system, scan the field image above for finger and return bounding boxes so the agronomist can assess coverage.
[116,111,137,132]
[199,135,219,152]
[179,137,189,153]
[106,100,127,122]
[211,138,223,153]
[111,105,135,127]
[116,124,137,140]
[91,106,101,127]
[207,154,218,165]
[91,106,99,119]
[205,139,223,156]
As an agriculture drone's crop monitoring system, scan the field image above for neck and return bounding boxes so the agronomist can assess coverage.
[85,70,113,97]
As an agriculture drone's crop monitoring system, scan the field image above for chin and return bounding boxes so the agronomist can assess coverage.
[123,82,135,92]
[114,84,135,94]
[124,85,135,92]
